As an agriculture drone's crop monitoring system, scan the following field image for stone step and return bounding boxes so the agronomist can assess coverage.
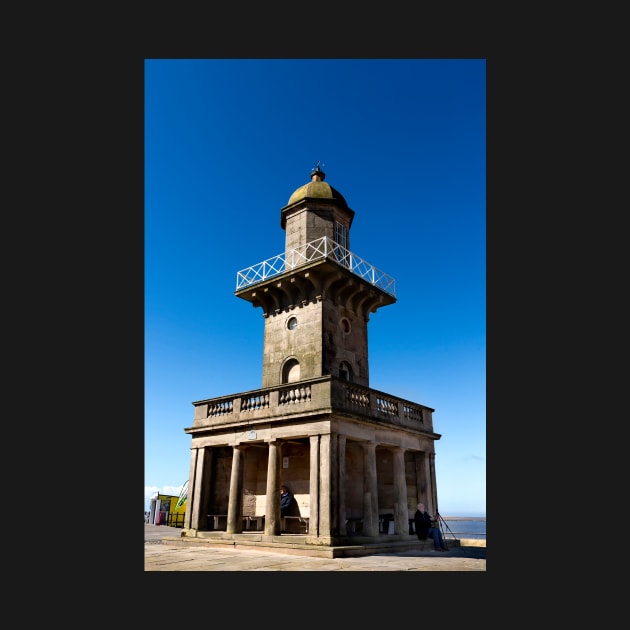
[160,532,460,558]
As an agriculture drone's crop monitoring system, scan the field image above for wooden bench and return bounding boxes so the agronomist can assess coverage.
[379,515,394,534]
[242,515,265,531]
[208,514,307,533]
[208,515,266,531]
[281,516,309,534]
[207,514,227,530]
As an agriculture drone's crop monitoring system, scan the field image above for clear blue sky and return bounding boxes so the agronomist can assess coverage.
[145,58,485,517]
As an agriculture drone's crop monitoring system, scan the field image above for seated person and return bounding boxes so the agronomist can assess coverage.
[280,484,298,517]
[414,502,448,551]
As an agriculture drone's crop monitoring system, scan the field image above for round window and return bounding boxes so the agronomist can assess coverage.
[287,317,298,330]
[340,318,351,333]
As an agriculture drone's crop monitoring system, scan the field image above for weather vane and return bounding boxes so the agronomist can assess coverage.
[312,160,324,172]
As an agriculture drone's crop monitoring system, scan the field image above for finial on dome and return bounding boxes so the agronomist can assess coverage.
[311,160,325,181]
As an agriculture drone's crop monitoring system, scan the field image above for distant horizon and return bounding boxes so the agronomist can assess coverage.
[144,488,486,519]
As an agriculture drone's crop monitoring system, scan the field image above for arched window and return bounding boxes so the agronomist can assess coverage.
[282,358,300,383]
[339,361,353,382]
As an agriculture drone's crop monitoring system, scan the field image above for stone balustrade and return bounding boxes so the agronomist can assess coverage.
[191,375,433,433]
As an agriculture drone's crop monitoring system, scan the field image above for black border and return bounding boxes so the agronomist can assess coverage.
[56,15,521,608]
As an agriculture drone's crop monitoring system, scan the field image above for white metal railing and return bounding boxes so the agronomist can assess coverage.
[235,236,396,297]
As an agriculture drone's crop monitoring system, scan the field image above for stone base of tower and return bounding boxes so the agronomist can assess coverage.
[161,529,461,559]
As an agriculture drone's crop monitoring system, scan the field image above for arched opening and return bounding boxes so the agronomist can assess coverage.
[339,361,353,382]
[282,358,300,383]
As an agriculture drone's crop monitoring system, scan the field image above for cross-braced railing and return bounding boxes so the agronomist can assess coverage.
[235,236,396,297]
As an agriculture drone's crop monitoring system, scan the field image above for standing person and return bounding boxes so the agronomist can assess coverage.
[414,502,448,551]
[280,484,296,517]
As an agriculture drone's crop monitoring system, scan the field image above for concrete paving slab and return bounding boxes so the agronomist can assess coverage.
[144,525,486,571]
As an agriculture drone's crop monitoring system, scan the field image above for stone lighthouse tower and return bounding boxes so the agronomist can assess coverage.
[182,164,443,556]
[238,162,395,390]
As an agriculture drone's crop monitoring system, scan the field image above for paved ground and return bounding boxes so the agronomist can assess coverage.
[144,525,486,571]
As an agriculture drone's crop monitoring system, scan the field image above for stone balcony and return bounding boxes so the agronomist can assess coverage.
[189,375,434,434]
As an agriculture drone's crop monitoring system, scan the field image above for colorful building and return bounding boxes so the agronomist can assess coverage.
[147,492,187,527]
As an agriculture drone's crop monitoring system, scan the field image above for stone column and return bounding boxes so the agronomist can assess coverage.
[428,451,438,516]
[186,446,213,530]
[318,434,332,537]
[338,435,347,535]
[226,445,244,533]
[330,432,338,534]
[184,448,198,530]
[422,451,431,508]
[414,451,425,503]
[309,435,320,536]
[264,440,281,535]
[392,447,409,535]
[362,441,379,536]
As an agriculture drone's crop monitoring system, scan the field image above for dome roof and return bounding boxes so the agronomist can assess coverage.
[286,164,348,208]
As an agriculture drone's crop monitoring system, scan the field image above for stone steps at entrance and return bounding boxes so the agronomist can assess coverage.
[161,531,461,559]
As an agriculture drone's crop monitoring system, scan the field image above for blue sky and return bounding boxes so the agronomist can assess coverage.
[145,58,485,516]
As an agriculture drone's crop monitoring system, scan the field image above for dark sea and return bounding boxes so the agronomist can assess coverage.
[439,517,486,541]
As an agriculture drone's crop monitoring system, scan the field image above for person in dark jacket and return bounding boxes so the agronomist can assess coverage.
[414,502,448,551]
[280,485,296,517]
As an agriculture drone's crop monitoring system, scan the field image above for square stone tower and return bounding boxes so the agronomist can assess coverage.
[236,164,395,388]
